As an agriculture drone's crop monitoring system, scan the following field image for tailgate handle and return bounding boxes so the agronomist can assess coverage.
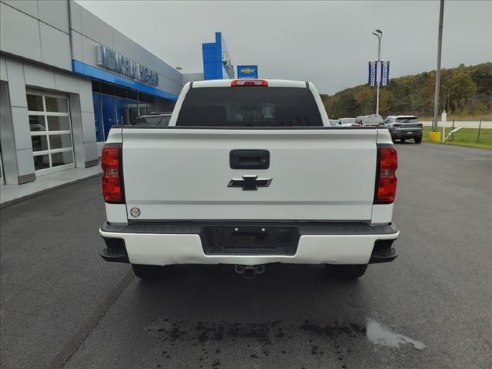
[230,150,270,169]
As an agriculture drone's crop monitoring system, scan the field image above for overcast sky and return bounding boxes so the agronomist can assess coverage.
[77,0,491,94]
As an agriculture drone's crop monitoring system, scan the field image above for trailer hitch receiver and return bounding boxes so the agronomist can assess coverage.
[234,265,265,279]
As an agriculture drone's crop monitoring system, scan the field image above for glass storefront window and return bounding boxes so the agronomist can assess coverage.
[49,134,73,149]
[47,116,70,131]
[127,89,138,100]
[115,97,137,126]
[93,93,105,142]
[29,116,46,131]
[138,104,150,116]
[94,92,139,140]
[51,151,74,167]
[128,102,139,125]
[91,82,174,140]
[31,136,49,152]
[27,95,44,111]
[45,97,69,112]
[138,92,154,115]
[101,94,116,141]
[33,155,50,171]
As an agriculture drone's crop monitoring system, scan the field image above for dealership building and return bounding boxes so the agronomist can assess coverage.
[0,0,187,185]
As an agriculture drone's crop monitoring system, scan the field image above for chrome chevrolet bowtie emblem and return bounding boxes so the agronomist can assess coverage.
[228,175,272,191]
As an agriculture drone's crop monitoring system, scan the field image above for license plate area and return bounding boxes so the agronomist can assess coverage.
[200,225,300,255]
[231,231,268,245]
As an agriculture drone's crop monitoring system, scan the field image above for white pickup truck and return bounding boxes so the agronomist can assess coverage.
[99,79,399,280]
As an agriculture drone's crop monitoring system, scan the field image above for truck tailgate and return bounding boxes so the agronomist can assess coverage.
[122,128,378,221]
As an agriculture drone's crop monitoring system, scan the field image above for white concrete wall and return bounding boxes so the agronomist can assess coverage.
[0,0,72,71]
[0,1,184,97]
[0,81,19,184]
[182,73,204,85]
[69,1,183,96]
[0,55,98,184]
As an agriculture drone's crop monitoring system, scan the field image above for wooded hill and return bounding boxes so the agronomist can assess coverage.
[321,62,492,119]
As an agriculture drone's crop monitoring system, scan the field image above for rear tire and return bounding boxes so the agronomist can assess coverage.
[132,264,174,280]
[325,264,368,279]
[415,137,422,143]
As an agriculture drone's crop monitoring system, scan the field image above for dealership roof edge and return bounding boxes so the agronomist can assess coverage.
[72,60,178,101]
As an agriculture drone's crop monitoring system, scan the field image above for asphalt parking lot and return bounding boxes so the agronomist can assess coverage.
[1,143,491,369]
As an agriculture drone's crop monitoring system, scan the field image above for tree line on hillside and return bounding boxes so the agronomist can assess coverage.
[321,62,492,119]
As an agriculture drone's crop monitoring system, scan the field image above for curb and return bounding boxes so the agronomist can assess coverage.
[0,173,101,209]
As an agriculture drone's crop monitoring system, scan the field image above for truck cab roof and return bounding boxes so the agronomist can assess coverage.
[190,79,310,89]
[170,79,330,126]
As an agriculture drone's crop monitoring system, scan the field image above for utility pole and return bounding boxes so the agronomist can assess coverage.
[372,30,383,115]
[432,0,445,132]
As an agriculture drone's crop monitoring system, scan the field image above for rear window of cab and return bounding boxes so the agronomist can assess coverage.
[176,87,323,127]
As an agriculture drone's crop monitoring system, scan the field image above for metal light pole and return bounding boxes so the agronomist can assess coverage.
[372,29,383,115]
[432,0,445,132]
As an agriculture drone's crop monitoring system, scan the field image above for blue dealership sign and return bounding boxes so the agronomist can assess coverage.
[202,32,235,80]
[237,65,258,79]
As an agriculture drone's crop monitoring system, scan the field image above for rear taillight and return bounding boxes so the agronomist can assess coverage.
[101,144,124,204]
[374,146,398,204]
[231,80,268,87]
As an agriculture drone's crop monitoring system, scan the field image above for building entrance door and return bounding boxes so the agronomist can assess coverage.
[27,91,75,175]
